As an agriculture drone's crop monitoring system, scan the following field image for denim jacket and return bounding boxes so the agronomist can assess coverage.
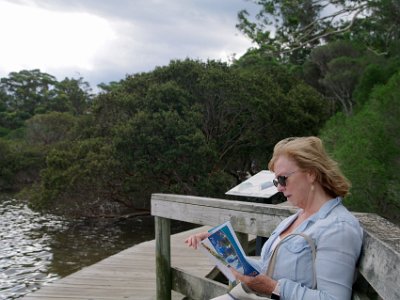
[248,197,363,300]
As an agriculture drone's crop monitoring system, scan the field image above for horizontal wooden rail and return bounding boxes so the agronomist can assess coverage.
[152,193,400,300]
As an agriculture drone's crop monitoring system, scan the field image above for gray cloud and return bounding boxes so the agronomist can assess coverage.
[2,0,258,89]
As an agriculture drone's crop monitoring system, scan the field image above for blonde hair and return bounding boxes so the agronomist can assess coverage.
[268,136,351,198]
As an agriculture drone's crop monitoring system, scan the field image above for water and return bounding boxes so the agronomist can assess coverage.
[0,194,189,299]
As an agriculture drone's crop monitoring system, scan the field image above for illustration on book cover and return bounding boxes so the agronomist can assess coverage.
[200,221,259,281]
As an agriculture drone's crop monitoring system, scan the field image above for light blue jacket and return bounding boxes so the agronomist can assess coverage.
[248,197,363,300]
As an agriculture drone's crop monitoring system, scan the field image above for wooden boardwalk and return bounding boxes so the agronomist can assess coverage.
[22,226,213,300]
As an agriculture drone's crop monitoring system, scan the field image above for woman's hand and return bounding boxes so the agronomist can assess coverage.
[230,268,277,295]
[184,231,210,249]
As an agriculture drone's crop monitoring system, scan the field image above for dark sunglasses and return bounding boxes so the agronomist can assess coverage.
[273,170,298,187]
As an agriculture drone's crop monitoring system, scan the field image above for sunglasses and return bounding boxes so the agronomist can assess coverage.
[273,170,298,187]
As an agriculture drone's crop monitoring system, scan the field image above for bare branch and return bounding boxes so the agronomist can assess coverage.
[279,7,366,55]
[299,3,369,43]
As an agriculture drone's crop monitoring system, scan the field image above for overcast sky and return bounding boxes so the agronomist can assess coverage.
[0,0,258,89]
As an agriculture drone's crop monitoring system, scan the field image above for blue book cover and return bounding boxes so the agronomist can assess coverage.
[200,221,259,282]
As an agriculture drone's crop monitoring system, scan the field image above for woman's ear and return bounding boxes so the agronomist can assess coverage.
[307,170,317,183]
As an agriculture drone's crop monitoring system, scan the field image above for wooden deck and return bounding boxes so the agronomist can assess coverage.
[22,226,213,300]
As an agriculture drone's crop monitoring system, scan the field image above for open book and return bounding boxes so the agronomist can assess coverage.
[200,221,259,282]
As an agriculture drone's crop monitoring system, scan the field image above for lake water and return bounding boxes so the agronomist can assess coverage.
[0,194,193,299]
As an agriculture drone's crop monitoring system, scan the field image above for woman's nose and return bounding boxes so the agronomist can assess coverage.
[277,184,285,192]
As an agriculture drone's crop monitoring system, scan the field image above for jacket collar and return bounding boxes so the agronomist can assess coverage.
[309,197,342,220]
[278,197,342,234]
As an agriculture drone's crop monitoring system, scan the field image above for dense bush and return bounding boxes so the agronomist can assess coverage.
[321,71,400,223]
[25,59,328,216]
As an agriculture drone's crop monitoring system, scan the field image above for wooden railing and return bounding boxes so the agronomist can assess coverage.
[151,193,400,300]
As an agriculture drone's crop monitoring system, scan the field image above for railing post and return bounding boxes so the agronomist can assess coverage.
[236,232,249,254]
[155,216,171,300]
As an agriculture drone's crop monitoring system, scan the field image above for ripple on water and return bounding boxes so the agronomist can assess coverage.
[0,194,193,300]
[0,197,63,299]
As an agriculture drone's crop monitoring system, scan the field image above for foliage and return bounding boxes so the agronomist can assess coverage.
[25,112,76,146]
[0,70,92,131]
[0,140,12,188]
[25,59,328,216]
[302,40,366,115]
[51,77,93,115]
[321,71,400,223]
[237,0,400,62]
[29,138,125,216]
[346,0,400,56]
[0,69,57,116]
[2,0,399,222]
[0,139,45,191]
[0,70,93,195]
[353,56,400,108]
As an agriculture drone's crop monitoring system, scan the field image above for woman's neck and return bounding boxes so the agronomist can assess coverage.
[301,184,332,216]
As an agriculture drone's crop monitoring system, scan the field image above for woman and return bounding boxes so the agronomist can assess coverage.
[185,136,363,299]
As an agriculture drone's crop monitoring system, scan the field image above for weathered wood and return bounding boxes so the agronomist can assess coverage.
[172,267,229,300]
[151,193,400,300]
[151,193,294,237]
[352,291,371,300]
[236,232,249,254]
[22,226,214,300]
[355,213,400,300]
[155,216,171,300]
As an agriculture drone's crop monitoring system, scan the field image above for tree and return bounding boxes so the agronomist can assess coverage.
[0,138,45,191]
[347,0,400,56]
[0,140,12,188]
[353,56,400,107]
[25,112,76,146]
[53,78,93,115]
[0,70,93,130]
[30,138,126,216]
[24,59,330,217]
[303,41,366,115]
[320,56,364,115]
[321,71,400,223]
[237,0,400,62]
[0,69,57,116]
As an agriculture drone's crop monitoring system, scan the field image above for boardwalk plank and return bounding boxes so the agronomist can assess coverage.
[22,226,212,300]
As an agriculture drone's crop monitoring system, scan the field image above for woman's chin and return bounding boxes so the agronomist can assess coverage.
[286,196,296,206]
